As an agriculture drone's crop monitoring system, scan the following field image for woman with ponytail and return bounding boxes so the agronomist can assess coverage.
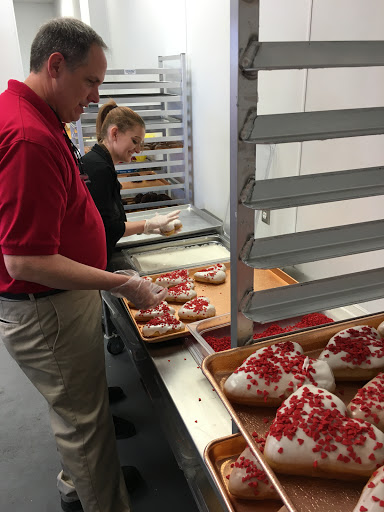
[81,100,180,267]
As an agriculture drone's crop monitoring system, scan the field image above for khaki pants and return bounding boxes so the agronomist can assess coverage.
[0,290,130,512]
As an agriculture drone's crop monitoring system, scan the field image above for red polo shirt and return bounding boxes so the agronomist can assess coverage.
[0,80,107,293]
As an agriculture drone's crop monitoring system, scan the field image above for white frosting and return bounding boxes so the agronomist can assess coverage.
[228,446,277,500]
[178,297,216,320]
[353,465,384,512]
[166,283,197,302]
[194,264,226,284]
[378,320,384,338]
[142,314,184,337]
[224,341,335,404]
[318,325,384,370]
[135,301,176,321]
[155,269,193,288]
[160,218,182,235]
[264,385,384,478]
[348,373,384,432]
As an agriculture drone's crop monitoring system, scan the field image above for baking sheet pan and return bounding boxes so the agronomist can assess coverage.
[202,313,384,512]
[205,432,283,512]
[122,263,296,344]
[116,204,222,248]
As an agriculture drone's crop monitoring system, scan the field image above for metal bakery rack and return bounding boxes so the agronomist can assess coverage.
[70,53,190,211]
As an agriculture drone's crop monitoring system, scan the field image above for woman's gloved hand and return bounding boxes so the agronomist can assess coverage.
[109,270,167,309]
[143,210,181,235]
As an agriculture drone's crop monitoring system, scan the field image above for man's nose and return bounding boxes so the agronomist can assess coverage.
[88,86,100,105]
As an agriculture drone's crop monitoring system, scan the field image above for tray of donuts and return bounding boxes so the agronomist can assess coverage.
[202,313,384,512]
[121,264,297,343]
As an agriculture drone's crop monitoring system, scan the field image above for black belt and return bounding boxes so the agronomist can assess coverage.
[0,289,65,301]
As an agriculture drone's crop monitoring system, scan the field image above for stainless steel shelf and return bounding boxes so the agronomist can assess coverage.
[241,107,384,143]
[244,41,384,71]
[242,268,384,323]
[75,117,182,135]
[241,167,384,209]
[96,93,181,103]
[116,160,184,171]
[105,68,181,76]
[241,219,384,268]
[99,81,180,90]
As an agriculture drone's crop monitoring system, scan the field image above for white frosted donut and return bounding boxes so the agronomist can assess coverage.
[352,465,384,512]
[228,446,279,500]
[160,219,183,236]
[165,282,197,303]
[264,385,384,479]
[348,373,384,432]
[155,269,192,288]
[318,325,384,380]
[178,297,216,320]
[193,264,226,284]
[141,313,184,338]
[223,341,335,406]
[135,301,176,321]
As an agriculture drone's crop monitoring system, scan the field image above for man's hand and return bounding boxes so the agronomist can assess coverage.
[143,210,181,235]
[109,270,167,309]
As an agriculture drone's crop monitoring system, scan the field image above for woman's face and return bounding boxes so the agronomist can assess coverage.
[110,124,145,163]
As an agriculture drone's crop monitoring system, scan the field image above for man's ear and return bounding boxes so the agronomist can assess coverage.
[47,52,65,78]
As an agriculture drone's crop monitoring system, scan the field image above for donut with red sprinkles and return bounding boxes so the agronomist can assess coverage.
[348,373,384,432]
[141,313,184,337]
[178,297,216,320]
[318,326,384,380]
[135,301,176,321]
[155,269,193,288]
[227,446,279,500]
[352,465,384,511]
[264,385,384,479]
[223,341,335,406]
[193,264,226,284]
[165,281,197,303]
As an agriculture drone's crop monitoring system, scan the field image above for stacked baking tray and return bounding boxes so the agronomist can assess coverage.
[201,313,384,512]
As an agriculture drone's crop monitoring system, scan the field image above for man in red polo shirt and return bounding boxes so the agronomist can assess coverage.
[0,17,166,512]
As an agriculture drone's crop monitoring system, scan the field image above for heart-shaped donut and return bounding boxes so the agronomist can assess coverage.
[178,297,216,320]
[141,313,184,337]
[134,301,176,321]
[318,326,384,380]
[223,341,335,406]
[193,264,226,284]
[348,373,384,432]
[264,385,384,479]
[165,282,197,303]
[353,465,384,512]
[155,269,192,288]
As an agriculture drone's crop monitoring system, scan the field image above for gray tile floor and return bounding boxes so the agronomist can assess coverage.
[0,338,199,511]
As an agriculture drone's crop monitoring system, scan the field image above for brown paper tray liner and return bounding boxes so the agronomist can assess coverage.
[202,313,384,512]
[122,263,296,344]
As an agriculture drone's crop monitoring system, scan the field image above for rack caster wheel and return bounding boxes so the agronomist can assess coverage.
[107,336,125,355]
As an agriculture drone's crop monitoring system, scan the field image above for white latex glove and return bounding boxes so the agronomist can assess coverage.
[143,210,181,235]
[109,270,167,309]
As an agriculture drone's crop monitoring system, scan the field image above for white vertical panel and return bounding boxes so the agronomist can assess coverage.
[0,0,23,91]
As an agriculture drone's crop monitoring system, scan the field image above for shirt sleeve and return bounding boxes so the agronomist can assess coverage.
[0,140,68,255]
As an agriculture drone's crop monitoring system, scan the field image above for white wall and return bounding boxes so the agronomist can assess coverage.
[1,0,23,92]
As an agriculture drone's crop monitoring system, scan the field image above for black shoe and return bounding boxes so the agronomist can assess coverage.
[113,415,136,439]
[61,498,83,512]
[108,386,126,404]
[122,465,144,493]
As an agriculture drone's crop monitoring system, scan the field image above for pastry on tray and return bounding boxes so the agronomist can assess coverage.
[347,373,384,432]
[264,385,384,480]
[193,264,226,284]
[223,341,335,406]
[134,301,176,321]
[227,445,279,500]
[178,297,216,321]
[318,326,384,380]
[141,313,184,338]
[154,269,192,288]
[165,282,197,303]
[352,465,384,512]
[160,219,183,236]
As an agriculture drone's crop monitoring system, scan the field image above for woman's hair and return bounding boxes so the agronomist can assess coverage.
[96,100,145,143]
[30,17,107,72]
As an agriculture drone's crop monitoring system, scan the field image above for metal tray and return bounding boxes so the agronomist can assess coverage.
[121,264,296,344]
[205,432,283,512]
[201,313,384,512]
[116,204,222,248]
[123,234,230,275]
[186,305,364,365]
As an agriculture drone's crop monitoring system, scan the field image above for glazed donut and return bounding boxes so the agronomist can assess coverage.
[141,313,184,338]
[223,341,335,406]
[193,264,226,284]
[352,465,384,512]
[264,385,384,480]
[135,301,176,321]
[347,373,384,432]
[165,282,197,303]
[318,326,384,380]
[160,219,183,236]
[227,446,279,500]
[178,297,216,321]
[155,269,192,288]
